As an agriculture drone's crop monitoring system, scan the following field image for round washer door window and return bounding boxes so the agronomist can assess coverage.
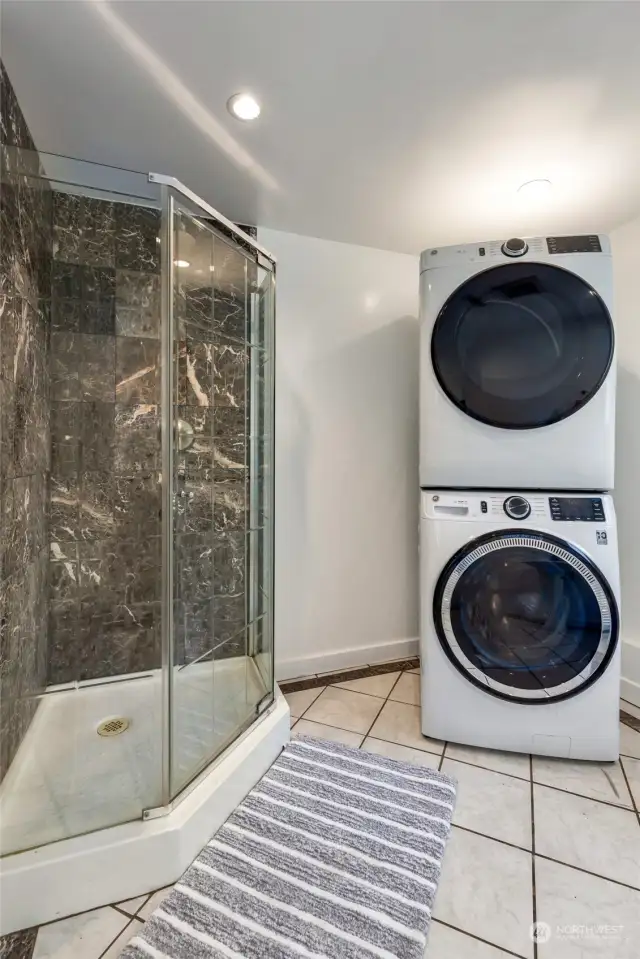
[431,263,614,429]
[433,530,618,704]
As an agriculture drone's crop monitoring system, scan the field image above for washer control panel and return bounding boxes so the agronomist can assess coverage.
[549,496,606,522]
[422,492,609,524]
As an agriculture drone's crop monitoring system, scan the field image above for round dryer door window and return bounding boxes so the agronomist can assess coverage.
[431,263,614,429]
[433,530,619,704]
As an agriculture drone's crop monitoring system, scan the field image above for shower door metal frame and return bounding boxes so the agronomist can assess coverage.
[153,174,276,811]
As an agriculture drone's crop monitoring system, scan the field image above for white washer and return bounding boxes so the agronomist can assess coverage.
[420,490,621,760]
[420,235,616,490]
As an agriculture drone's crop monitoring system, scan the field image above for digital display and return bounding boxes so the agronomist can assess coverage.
[549,497,605,522]
[546,235,602,255]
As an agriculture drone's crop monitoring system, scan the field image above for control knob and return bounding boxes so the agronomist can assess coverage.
[503,495,531,520]
[502,237,528,257]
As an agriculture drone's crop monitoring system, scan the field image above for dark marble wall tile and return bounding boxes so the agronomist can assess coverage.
[115,269,160,339]
[213,406,246,479]
[114,403,159,472]
[114,471,161,539]
[79,471,115,541]
[49,474,80,546]
[0,63,49,781]
[213,477,247,532]
[177,340,213,407]
[115,204,160,273]
[81,334,115,401]
[81,401,114,471]
[51,401,81,474]
[213,241,247,342]
[213,338,246,409]
[116,336,159,404]
[50,332,82,400]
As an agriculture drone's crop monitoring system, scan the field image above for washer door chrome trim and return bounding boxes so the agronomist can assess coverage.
[433,529,619,705]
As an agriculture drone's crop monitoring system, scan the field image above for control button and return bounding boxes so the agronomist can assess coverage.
[502,237,529,258]
[481,500,488,513]
[503,495,531,520]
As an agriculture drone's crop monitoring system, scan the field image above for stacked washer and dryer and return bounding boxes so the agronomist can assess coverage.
[418,235,621,760]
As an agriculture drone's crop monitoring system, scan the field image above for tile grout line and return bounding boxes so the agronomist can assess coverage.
[529,755,538,959]
[430,918,528,959]
[97,914,138,959]
[618,755,640,829]
[441,753,637,811]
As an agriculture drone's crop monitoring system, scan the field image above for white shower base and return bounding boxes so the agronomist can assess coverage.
[0,657,269,856]
[0,672,289,935]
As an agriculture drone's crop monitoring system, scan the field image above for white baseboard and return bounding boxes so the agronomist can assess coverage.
[275,636,419,682]
[621,638,640,708]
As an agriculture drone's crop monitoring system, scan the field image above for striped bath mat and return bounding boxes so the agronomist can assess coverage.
[123,736,457,959]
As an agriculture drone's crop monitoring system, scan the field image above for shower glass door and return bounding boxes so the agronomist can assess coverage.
[160,188,275,802]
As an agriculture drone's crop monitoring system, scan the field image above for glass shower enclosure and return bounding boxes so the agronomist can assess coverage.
[0,150,275,856]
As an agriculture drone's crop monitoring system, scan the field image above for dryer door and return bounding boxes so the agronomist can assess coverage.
[431,263,614,429]
[433,530,618,704]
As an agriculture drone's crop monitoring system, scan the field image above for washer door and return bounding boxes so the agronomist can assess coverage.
[431,263,614,429]
[433,530,618,704]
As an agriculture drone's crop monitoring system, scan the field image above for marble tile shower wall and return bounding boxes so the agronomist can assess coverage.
[0,64,52,780]
[48,198,252,683]
[47,194,164,684]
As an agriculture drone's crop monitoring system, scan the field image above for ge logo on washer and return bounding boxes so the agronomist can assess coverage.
[596,531,608,546]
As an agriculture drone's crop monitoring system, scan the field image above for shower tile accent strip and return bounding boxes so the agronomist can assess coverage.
[0,62,51,782]
[279,657,421,693]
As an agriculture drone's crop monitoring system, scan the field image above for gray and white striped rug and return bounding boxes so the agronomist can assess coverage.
[123,736,457,959]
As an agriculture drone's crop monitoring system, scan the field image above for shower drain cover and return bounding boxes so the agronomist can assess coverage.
[97,717,130,737]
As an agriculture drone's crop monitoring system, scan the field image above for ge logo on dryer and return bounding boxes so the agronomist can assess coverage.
[596,531,608,546]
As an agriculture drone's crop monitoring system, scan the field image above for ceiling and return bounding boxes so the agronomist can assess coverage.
[3,0,640,254]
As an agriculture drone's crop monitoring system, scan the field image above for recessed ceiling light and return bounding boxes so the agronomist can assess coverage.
[227,92,261,121]
[517,179,552,200]
[174,259,190,268]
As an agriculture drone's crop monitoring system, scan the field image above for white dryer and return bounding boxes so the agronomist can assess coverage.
[420,235,615,490]
[420,490,621,760]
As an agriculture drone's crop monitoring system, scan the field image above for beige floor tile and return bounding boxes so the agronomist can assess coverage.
[532,756,633,808]
[409,667,421,674]
[426,921,516,957]
[388,672,420,705]
[621,699,640,721]
[445,741,530,780]
[433,826,533,958]
[283,687,325,719]
[114,895,148,916]
[442,758,532,849]
[620,722,640,760]
[620,755,640,807]
[32,907,129,958]
[137,886,174,920]
[534,784,640,888]
[360,737,441,769]
[101,918,144,958]
[334,672,400,698]
[292,718,363,747]
[303,686,384,734]
[535,857,640,957]
[368,700,444,754]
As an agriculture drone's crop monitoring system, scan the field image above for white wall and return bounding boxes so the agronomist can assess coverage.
[259,228,419,680]
[611,216,640,706]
